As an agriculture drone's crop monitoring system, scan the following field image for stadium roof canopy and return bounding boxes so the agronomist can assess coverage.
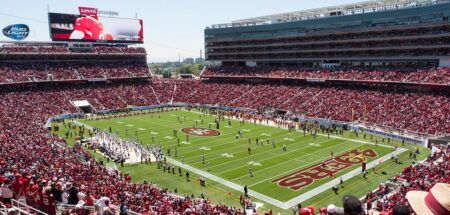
[208,0,449,28]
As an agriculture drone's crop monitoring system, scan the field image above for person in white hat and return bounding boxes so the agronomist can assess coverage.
[406,183,450,215]
[327,204,337,214]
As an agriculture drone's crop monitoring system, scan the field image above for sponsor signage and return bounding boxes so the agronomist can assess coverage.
[306,78,326,83]
[2,24,29,40]
[79,7,98,19]
[79,6,119,17]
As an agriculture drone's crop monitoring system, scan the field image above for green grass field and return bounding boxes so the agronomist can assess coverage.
[53,108,430,214]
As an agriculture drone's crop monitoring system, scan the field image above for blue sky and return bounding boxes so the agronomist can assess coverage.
[0,0,362,62]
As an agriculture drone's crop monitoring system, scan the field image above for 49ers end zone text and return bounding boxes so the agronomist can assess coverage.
[271,149,378,191]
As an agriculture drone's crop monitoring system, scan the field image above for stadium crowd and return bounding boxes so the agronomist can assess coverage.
[202,66,450,85]
[92,46,147,54]
[0,78,448,214]
[0,86,241,214]
[0,45,146,55]
[363,145,450,214]
[0,62,150,83]
[0,79,444,135]
[172,80,449,136]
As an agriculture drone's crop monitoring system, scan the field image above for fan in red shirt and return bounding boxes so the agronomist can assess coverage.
[11,174,24,198]
[42,187,56,215]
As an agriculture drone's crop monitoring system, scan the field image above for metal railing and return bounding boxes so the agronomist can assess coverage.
[11,199,47,215]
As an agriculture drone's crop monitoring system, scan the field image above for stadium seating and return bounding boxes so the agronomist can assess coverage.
[202,66,450,85]
[172,81,449,136]
[0,45,146,55]
[0,62,150,83]
[363,146,450,213]
[0,85,239,214]
[92,46,146,54]
[0,80,448,214]
[0,43,448,213]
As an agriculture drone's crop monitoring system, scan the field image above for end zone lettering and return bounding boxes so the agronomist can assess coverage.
[271,149,378,191]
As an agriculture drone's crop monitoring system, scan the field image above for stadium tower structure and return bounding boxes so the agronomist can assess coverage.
[205,0,450,68]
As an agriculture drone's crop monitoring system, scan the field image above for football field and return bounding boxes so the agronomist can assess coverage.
[73,108,401,208]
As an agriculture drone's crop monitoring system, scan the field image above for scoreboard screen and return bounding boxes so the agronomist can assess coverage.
[48,13,143,43]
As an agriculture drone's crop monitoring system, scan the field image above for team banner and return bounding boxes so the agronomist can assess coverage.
[48,12,143,43]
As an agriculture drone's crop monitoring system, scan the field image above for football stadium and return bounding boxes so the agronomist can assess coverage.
[0,0,449,214]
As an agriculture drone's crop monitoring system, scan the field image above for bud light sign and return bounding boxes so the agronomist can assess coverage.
[2,24,29,40]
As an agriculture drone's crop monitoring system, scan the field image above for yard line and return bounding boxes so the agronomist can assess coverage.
[230,139,351,182]
[247,141,361,187]
[316,132,394,149]
[127,115,283,147]
[186,133,320,165]
[164,156,289,209]
[187,108,396,150]
[214,138,340,175]
[181,128,292,158]
[105,115,281,153]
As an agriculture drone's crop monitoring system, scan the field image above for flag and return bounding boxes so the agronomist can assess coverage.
[363,104,367,125]
[351,108,355,122]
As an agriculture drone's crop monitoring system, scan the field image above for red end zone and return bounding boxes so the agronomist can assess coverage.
[271,149,378,191]
[181,128,221,136]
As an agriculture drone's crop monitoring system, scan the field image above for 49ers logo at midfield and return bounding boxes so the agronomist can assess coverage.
[181,128,221,137]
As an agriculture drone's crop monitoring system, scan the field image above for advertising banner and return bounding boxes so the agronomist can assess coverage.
[2,24,30,40]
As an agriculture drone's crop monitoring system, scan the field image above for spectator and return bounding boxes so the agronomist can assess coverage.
[406,183,450,215]
[343,195,363,215]
[67,183,79,205]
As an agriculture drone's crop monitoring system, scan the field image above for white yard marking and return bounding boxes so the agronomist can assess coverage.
[220,153,234,158]
[165,157,286,209]
[138,128,146,131]
[126,124,134,127]
[283,137,295,142]
[261,133,271,137]
[247,161,262,166]
[200,146,211,151]
[181,141,190,145]
[116,121,123,124]
[224,125,232,128]
[308,143,321,147]
[150,132,158,135]
[164,136,174,139]
[242,129,251,132]
[171,114,177,117]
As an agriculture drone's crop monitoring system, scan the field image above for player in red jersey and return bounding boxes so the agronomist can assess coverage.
[70,15,113,41]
